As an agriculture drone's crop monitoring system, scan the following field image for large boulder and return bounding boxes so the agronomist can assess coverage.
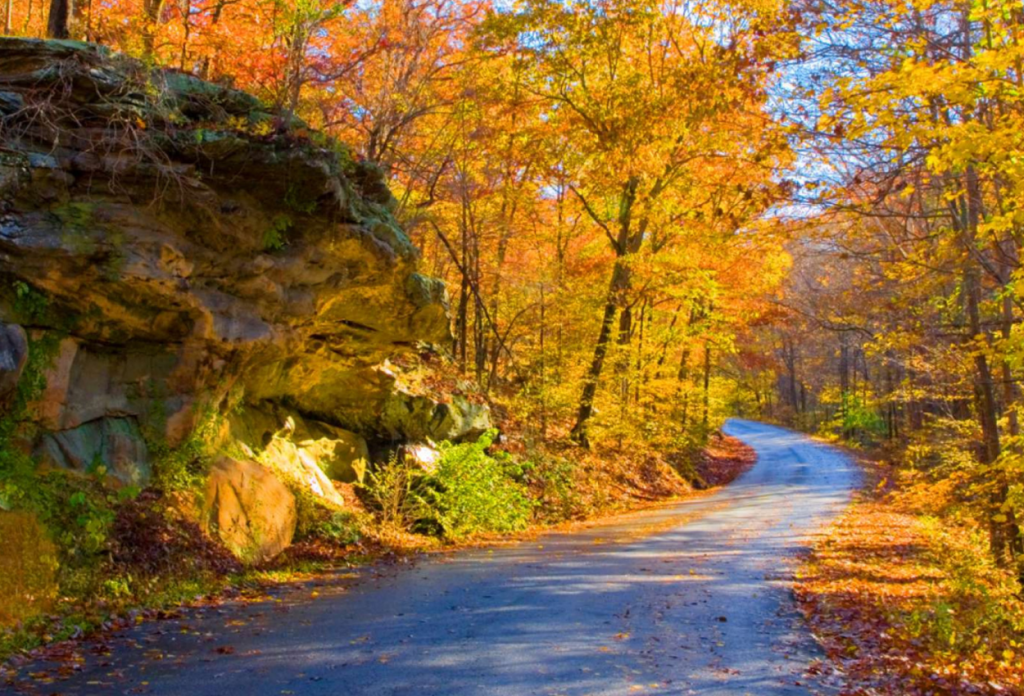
[228,405,369,485]
[381,391,491,443]
[260,435,347,508]
[200,457,297,563]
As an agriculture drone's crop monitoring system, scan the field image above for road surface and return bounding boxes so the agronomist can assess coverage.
[5,419,858,696]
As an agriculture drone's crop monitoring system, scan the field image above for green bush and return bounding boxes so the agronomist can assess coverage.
[524,455,582,523]
[410,430,532,540]
[300,510,362,545]
[150,406,220,492]
[360,451,416,527]
[360,430,533,541]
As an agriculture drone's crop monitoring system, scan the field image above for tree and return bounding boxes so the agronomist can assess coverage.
[483,0,793,446]
[45,0,68,37]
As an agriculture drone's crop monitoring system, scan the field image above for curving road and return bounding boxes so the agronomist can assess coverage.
[6,420,858,696]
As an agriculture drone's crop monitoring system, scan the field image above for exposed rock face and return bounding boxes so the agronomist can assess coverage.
[201,457,297,563]
[382,390,492,443]
[0,322,26,405]
[228,404,369,485]
[0,39,486,559]
[35,417,150,486]
[0,39,448,433]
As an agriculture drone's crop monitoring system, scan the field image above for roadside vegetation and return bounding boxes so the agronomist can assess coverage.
[797,455,1024,695]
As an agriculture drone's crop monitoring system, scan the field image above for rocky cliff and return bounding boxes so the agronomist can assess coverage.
[0,38,485,563]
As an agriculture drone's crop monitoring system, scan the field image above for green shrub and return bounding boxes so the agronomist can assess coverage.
[360,430,533,540]
[524,455,582,523]
[410,430,532,540]
[300,510,362,545]
[262,214,292,251]
[360,451,416,528]
[150,406,220,492]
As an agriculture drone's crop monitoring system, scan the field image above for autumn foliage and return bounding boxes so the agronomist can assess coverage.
[6,0,1024,685]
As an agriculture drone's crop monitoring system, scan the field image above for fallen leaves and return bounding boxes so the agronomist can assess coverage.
[796,492,1024,696]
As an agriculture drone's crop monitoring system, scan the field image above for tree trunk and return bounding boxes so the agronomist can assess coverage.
[701,342,712,431]
[839,336,851,438]
[569,177,640,446]
[569,302,617,448]
[46,0,70,38]
[962,165,1012,564]
[569,263,627,447]
[539,284,547,441]
[286,23,307,118]
[141,0,165,59]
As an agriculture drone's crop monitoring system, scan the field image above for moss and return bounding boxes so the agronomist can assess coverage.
[0,511,58,627]
[149,404,222,493]
[10,279,49,325]
[284,184,317,214]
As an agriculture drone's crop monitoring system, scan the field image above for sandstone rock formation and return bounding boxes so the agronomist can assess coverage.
[0,39,489,560]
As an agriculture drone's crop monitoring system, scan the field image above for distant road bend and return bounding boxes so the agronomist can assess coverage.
[10,420,858,696]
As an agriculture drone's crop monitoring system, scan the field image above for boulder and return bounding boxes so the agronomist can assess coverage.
[228,405,369,485]
[260,435,347,508]
[201,457,297,563]
[297,421,369,483]
[400,442,440,472]
[0,323,27,406]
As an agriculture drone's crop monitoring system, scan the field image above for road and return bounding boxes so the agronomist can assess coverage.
[5,420,858,696]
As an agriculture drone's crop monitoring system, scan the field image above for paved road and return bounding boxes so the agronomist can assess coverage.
[6,420,858,696]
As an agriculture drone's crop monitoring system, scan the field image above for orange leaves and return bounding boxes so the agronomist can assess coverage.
[796,483,1024,696]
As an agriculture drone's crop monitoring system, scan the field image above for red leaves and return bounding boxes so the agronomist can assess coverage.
[690,435,757,489]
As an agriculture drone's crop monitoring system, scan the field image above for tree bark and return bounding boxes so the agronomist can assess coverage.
[569,177,640,446]
[46,0,70,38]
[141,0,165,59]
[962,165,1013,564]
[701,342,712,431]
[569,263,627,447]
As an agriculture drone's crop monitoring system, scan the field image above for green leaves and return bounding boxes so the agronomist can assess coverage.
[411,429,533,539]
[360,430,533,541]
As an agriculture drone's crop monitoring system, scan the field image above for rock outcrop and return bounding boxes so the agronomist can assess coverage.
[0,39,486,560]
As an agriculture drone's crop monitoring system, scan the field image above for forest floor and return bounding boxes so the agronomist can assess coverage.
[795,447,1024,696]
[2,420,858,696]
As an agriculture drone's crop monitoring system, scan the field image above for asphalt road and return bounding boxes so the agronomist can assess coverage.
[6,419,858,696]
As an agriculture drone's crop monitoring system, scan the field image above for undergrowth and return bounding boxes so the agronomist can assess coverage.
[797,459,1024,695]
[360,429,533,540]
